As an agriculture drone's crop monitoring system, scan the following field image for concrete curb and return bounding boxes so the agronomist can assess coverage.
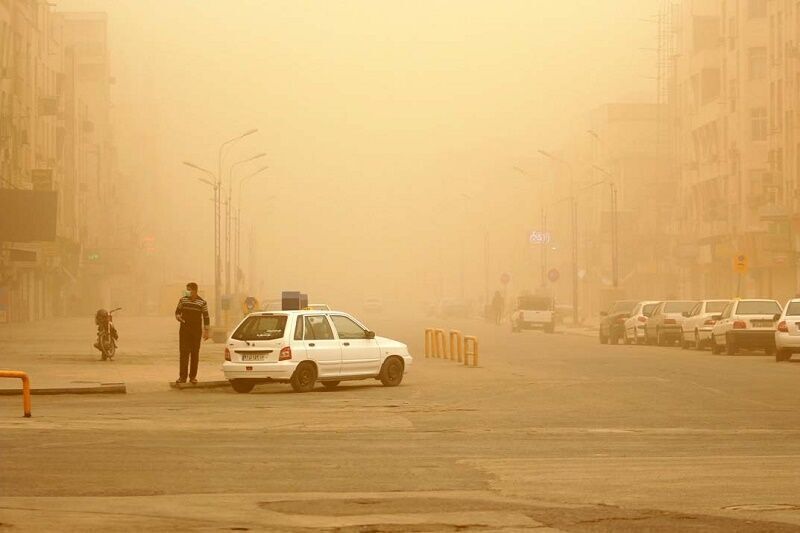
[170,380,230,390]
[0,382,126,396]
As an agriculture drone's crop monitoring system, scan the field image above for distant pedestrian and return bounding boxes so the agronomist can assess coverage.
[491,291,504,325]
[174,282,210,384]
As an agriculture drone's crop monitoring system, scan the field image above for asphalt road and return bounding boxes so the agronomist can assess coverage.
[1,314,800,531]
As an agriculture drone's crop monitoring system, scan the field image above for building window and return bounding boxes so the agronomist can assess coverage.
[749,0,767,18]
[752,108,768,140]
[749,47,767,79]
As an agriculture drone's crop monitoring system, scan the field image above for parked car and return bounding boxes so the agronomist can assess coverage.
[775,298,800,362]
[222,310,412,393]
[644,300,697,346]
[709,299,782,355]
[679,300,731,350]
[599,300,638,344]
[622,301,660,344]
[511,295,556,333]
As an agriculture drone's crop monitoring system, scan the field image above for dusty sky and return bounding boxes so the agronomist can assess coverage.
[59,0,659,307]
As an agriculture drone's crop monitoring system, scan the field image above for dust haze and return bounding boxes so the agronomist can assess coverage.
[44,0,658,316]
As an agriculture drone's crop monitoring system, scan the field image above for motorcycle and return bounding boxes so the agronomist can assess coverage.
[94,307,121,361]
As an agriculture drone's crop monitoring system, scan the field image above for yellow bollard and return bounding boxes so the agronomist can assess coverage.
[424,328,435,358]
[434,329,448,358]
[464,336,479,367]
[0,370,32,417]
[449,330,464,362]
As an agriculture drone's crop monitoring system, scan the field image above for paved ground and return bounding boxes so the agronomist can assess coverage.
[1,313,800,531]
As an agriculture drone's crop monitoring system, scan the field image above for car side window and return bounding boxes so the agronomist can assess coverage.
[304,315,334,340]
[294,316,304,341]
[690,303,700,316]
[653,304,662,317]
[721,303,733,319]
[632,304,641,315]
[330,315,368,339]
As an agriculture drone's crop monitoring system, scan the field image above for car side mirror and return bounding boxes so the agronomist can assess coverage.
[682,312,689,317]
[365,330,376,339]
[600,311,608,317]
[773,313,781,321]
[711,314,722,320]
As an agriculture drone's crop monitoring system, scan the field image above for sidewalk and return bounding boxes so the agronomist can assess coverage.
[0,316,226,394]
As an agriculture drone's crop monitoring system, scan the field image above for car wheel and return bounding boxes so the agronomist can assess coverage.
[379,356,404,387]
[321,381,340,389]
[694,330,703,351]
[230,379,256,394]
[765,346,776,357]
[544,323,555,334]
[599,332,608,344]
[680,332,690,350]
[725,333,738,355]
[710,335,721,354]
[290,362,317,393]
[776,349,791,362]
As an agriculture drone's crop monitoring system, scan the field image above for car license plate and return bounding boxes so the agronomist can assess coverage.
[241,354,264,362]
[752,320,773,327]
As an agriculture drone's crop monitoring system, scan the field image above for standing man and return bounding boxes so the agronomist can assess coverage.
[175,282,210,384]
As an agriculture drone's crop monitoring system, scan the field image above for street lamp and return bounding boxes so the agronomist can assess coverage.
[216,128,258,327]
[590,165,619,289]
[183,160,220,306]
[235,165,269,291]
[226,152,266,300]
[538,150,579,325]
[513,166,550,289]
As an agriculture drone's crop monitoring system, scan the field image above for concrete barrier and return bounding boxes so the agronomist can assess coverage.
[424,328,435,358]
[449,330,464,362]
[464,336,479,367]
[433,329,448,358]
[0,370,31,417]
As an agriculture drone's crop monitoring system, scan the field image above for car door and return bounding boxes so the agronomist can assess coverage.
[683,302,701,335]
[330,314,382,375]
[713,302,734,343]
[626,303,641,337]
[302,314,342,378]
[648,303,663,339]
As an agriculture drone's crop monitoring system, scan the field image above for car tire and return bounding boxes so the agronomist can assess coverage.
[379,356,404,387]
[230,379,256,394]
[776,349,791,362]
[725,333,738,356]
[321,381,340,389]
[609,333,619,345]
[680,332,690,350]
[694,331,704,351]
[290,362,317,393]
[765,346,776,357]
[710,335,721,354]
[599,332,608,344]
[544,323,555,334]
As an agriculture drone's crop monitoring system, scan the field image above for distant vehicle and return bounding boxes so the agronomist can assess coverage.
[363,298,383,313]
[437,297,470,319]
[679,300,731,350]
[775,299,800,362]
[622,301,660,344]
[511,295,555,333]
[644,300,697,346]
[305,304,331,311]
[222,310,412,393]
[599,300,638,344]
[94,307,121,361]
[709,299,781,356]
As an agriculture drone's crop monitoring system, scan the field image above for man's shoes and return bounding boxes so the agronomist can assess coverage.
[175,378,187,385]
[189,378,198,384]
[93,342,101,351]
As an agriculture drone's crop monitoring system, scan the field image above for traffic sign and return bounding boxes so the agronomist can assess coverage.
[500,272,511,285]
[547,268,560,282]
[529,231,552,245]
[733,254,749,274]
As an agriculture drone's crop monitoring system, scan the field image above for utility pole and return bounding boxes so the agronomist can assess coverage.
[591,165,619,289]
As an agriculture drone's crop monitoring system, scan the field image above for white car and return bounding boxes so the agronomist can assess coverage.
[511,295,556,334]
[622,301,660,344]
[775,298,800,362]
[679,299,731,350]
[709,299,782,356]
[222,310,412,393]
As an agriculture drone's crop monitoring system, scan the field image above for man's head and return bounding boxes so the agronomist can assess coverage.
[186,282,198,298]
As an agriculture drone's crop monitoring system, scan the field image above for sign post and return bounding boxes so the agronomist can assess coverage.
[733,254,749,297]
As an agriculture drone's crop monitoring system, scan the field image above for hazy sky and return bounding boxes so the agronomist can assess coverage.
[58,1,661,304]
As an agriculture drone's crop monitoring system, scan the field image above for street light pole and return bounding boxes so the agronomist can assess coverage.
[216,128,258,327]
[513,166,551,289]
[538,150,579,325]
[227,153,266,295]
[183,160,219,307]
[592,165,619,288]
[235,165,269,291]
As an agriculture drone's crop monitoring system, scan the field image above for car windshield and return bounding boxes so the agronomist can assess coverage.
[611,301,637,313]
[663,301,696,313]
[518,296,552,310]
[736,301,781,315]
[786,302,800,316]
[706,301,729,313]
[642,303,658,315]
[232,314,288,341]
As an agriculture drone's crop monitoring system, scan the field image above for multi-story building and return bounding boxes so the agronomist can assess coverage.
[672,0,786,299]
